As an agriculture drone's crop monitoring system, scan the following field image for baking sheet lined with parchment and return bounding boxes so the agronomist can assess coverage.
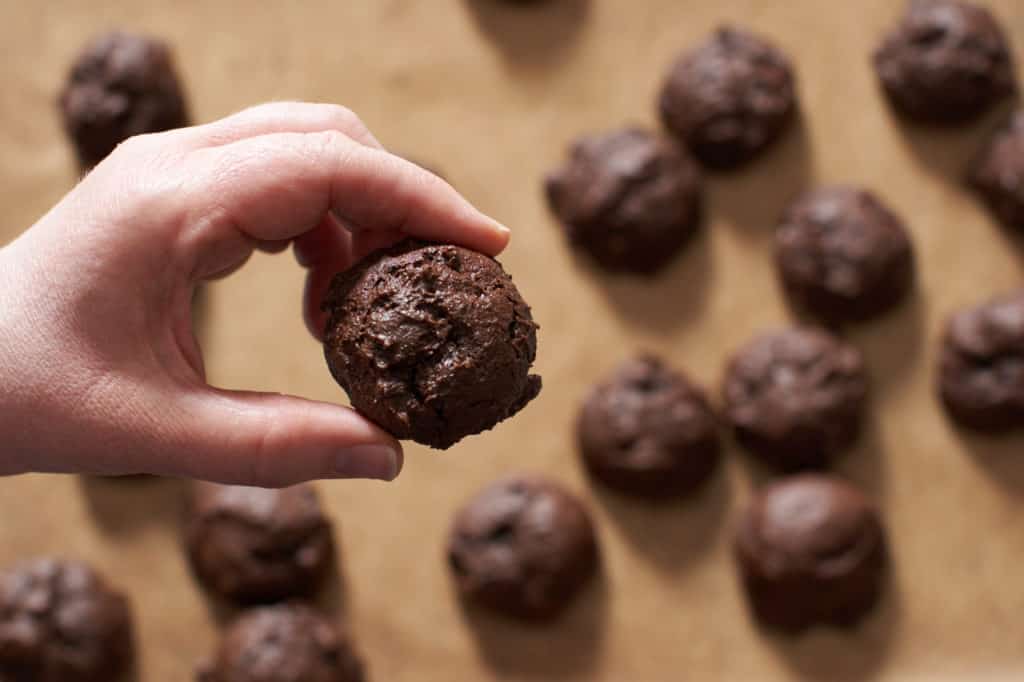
[2,1,1024,680]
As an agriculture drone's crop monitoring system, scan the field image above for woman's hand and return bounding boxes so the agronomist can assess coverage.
[0,102,509,486]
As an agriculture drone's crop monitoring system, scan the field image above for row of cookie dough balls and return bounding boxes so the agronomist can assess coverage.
[548,0,1024,284]
[0,456,891,681]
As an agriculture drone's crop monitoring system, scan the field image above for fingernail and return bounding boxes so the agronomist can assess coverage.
[335,444,401,481]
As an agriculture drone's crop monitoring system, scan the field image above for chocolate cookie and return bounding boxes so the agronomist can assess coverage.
[969,110,1024,232]
[59,31,189,169]
[735,475,888,633]
[544,127,702,275]
[447,476,598,621]
[185,482,335,605]
[197,603,364,682]
[776,187,915,322]
[723,328,868,471]
[873,0,1015,125]
[322,239,541,449]
[939,289,1024,430]
[0,558,134,682]
[577,355,720,497]
[658,26,797,170]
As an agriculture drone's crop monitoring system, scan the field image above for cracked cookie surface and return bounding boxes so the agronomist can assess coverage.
[323,239,541,449]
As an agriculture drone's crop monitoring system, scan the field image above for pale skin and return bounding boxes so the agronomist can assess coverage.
[0,102,510,487]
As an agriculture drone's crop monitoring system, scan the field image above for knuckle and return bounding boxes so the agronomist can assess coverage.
[330,105,362,129]
[322,104,373,144]
[307,129,357,166]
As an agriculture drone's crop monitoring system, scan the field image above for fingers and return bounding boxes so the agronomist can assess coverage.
[296,216,407,341]
[167,389,403,487]
[187,101,384,149]
[179,129,510,280]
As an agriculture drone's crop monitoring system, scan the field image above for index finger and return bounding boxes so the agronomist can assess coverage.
[178,130,510,278]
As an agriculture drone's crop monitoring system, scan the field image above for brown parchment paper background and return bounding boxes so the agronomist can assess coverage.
[2,1,1024,680]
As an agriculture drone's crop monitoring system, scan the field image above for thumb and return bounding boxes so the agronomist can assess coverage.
[169,389,403,487]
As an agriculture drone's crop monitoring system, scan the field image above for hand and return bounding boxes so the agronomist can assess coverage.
[0,102,509,486]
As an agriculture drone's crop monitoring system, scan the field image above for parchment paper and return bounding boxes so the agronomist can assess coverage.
[2,1,1024,680]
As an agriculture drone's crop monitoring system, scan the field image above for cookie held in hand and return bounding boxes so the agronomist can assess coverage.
[323,239,541,449]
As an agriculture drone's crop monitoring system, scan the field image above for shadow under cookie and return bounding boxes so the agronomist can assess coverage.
[764,564,902,682]
[78,474,185,536]
[590,462,731,573]
[464,0,590,70]
[457,569,608,679]
[582,222,713,333]
[709,111,814,239]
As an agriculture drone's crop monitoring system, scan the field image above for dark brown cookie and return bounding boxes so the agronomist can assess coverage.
[185,482,335,605]
[196,603,364,682]
[447,476,598,621]
[723,328,868,471]
[0,558,134,682]
[776,186,915,322]
[873,0,1015,125]
[658,26,797,170]
[969,110,1024,232]
[735,475,887,633]
[58,32,189,169]
[577,355,720,497]
[322,239,541,450]
[544,127,702,275]
[939,289,1024,431]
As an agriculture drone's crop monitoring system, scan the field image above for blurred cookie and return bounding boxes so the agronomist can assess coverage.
[447,476,598,620]
[873,0,1015,124]
[735,475,887,632]
[545,127,702,275]
[197,603,364,682]
[59,31,189,169]
[969,110,1024,232]
[0,558,134,682]
[659,26,797,170]
[939,289,1024,430]
[577,355,720,497]
[186,482,334,604]
[723,328,868,471]
[776,186,915,322]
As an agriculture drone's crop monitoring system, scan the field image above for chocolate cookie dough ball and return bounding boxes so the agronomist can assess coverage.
[939,290,1024,430]
[447,476,598,621]
[873,0,1015,125]
[577,355,720,497]
[658,27,797,170]
[735,475,888,633]
[776,187,915,322]
[969,111,1024,232]
[0,558,134,682]
[197,604,364,682]
[323,239,541,449]
[185,482,335,605]
[723,328,868,471]
[545,127,702,275]
[59,32,189,169]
